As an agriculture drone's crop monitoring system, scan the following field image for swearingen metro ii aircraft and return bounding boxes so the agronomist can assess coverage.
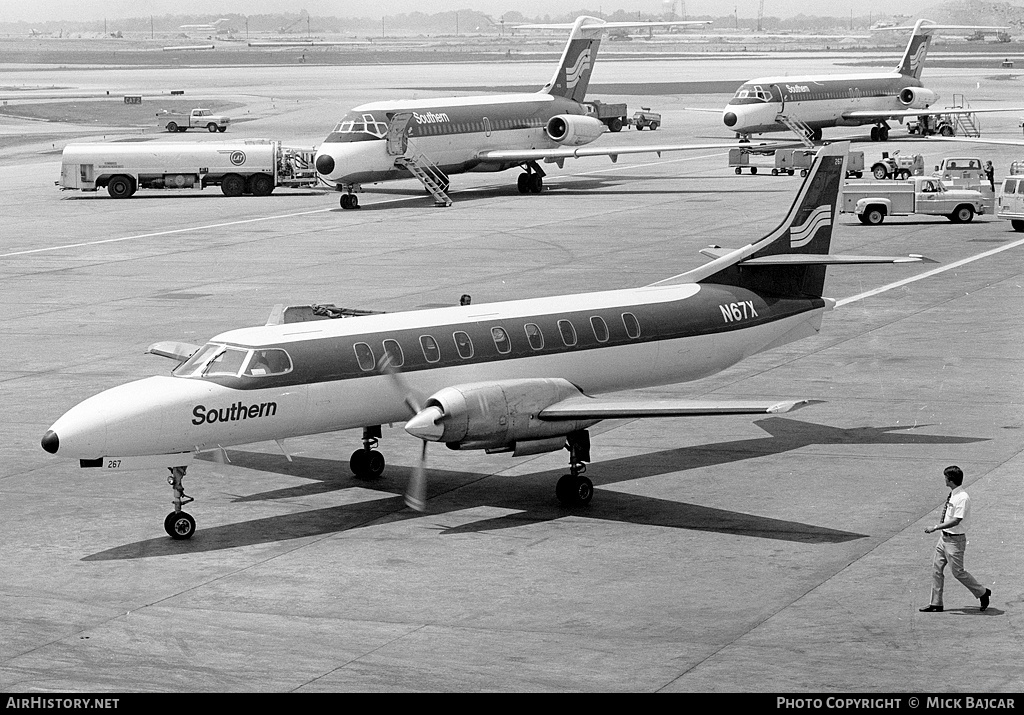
[314,15,782,209]
[723,19,1024,143]
[41,144,931,540]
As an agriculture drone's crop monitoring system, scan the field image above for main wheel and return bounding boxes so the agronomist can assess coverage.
[1012,219,1024,232]
[221,174,245,197]
[164,511,196,540]
[106,175,134,199]
[556,474,594,506]
[529,173,543,193]
[517,173,529,194]
[249,174,274,196]
[949,205,975,223]
[207,123,218,133]
[340,193,359,209]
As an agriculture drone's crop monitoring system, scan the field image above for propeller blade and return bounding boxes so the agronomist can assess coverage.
[377,353,423,413]
[404,440,429,512]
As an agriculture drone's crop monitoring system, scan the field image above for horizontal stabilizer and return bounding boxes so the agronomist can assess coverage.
[539,397,822,420]
[736,253,936,266]
[145,341,201,362]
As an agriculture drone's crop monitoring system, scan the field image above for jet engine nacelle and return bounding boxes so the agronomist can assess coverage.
[418,378,597,451]
[545,114,607,146]
[899,87,939,109]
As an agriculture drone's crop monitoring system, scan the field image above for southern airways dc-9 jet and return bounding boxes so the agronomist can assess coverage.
[723,19,1024,143]
[41,143,930,540]
[313,15,783,209]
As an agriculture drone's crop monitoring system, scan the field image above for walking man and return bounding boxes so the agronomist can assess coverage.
[920,465,991,612]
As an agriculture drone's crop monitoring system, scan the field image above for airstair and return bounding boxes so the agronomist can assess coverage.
[776,114,816,147]
[395,154,452,207]
[950,94,981,138]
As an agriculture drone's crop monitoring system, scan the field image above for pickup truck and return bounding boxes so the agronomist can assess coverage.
[157,108,230,133]
[842,176,987,225]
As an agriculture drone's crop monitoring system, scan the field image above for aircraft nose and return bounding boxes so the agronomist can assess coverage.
[723,112,738,127]
[315,153,335,175]
[41,430,59,454]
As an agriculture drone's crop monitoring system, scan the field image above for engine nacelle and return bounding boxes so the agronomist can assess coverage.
[899,87,939,109]
[415,378,598,451]
[545,114,607,146]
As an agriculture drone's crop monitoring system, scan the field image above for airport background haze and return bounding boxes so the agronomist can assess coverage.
[0,0,969,23]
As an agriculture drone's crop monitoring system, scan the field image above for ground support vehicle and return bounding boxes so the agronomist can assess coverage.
[58,139,318,198]
[997,174,1024,231]
[870,151,924,180]
[907,114,957,137]
[772,149,864,178]
[157,108,230,133]
[934,156,986,188]
[841,176,987,225]
[729,147,777,175]
[631,107,661,130]
[582,100,629,132]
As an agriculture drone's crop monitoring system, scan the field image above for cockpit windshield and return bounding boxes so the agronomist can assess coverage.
[172,343,292,379]
[730,85,773,103]
[332,112,388,138]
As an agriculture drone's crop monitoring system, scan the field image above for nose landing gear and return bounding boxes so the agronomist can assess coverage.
[555,430,593,507]
[164,466,196,540]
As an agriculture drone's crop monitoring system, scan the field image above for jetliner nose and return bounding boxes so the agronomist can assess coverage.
[404,406,445,442]
[41,430,59,454]
[723,112,738,127]
[315,153,335,175]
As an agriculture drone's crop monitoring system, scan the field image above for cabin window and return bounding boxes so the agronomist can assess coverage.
[382,339,404,368]
[590,316,609,343]
[622,312,641,339]
[243,348,292,377]
[354,342,375,372]
[557,319,577,347]
[420,335,440,363]
[524,322,544,350]
[454,331,474,359]
[491,327,511,354]
[203,347,249,378]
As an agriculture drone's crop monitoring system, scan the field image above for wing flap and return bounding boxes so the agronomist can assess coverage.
[539,396,822,420]
[476,141,787,163]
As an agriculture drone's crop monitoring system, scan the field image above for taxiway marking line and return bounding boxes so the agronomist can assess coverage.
[836,236,1024,306]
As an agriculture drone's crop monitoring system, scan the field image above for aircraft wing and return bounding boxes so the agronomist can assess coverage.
[538,396,821,420]
[516,20,710,31]
[843,107,1024,121]
[476,141,788,164]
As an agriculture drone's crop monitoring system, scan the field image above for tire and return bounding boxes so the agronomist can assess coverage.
[949,205,974,223]
[529,173,543,193]
[249,174,274,196]
[608,117,623,133]
[220,173,245,197]
[217,126,226,132]
[106,175,134,199]
[940,126,954,137]
[863,207,886,225]
[872,164,889,180]
[735,167,742,175]
[166,122,177,132]
[772,169,779,176]
[750,167,757,175]
[517,173,529,194]
[164,511,196,540]
[650,122,658,131]
[207,123,217,132]
[1012,220,1024,232]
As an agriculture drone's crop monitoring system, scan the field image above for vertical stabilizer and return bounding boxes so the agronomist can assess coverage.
[542,16,604,103]
[895,19,934,80]
[685,143,849,298]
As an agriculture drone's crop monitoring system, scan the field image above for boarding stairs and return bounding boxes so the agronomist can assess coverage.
[950,94,981,138]
[776,113,816,148]
[395,154,452,207]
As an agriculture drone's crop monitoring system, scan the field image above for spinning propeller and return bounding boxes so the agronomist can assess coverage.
[377,353,437,511]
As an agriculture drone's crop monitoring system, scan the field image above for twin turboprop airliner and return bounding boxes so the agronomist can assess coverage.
[313,16,779,209]
[40,143,931,540]
[723,19,1024,143]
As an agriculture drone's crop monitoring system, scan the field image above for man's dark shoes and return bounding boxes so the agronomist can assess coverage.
[919,605,943,612]
[980,589,991,611]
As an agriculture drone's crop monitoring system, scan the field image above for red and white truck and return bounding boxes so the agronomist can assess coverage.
[58,139,319,198]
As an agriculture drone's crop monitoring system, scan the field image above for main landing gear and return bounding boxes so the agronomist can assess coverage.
[350,426,386,479]
[516,161,545,194]
[555,430,593,507]
[164,466,196,540]
[340,192,360,210]
[870,124,890,141]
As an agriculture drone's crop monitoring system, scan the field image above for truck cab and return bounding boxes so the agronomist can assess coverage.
[934,157,985,187]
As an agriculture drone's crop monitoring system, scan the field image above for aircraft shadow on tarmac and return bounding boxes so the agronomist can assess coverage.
[82,417,986,561]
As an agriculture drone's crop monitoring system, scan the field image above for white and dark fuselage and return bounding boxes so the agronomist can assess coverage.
[45,282,826,461]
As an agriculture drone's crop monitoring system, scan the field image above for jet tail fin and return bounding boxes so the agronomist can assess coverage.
[538,16,605,102]
[895,19,935,79]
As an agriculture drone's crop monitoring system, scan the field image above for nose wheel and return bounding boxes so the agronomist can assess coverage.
[164,466,196,539]
[556,430,593,507]
[350,426,386,479]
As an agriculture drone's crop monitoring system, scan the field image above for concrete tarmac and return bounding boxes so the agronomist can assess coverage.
[1,52,1023,693]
